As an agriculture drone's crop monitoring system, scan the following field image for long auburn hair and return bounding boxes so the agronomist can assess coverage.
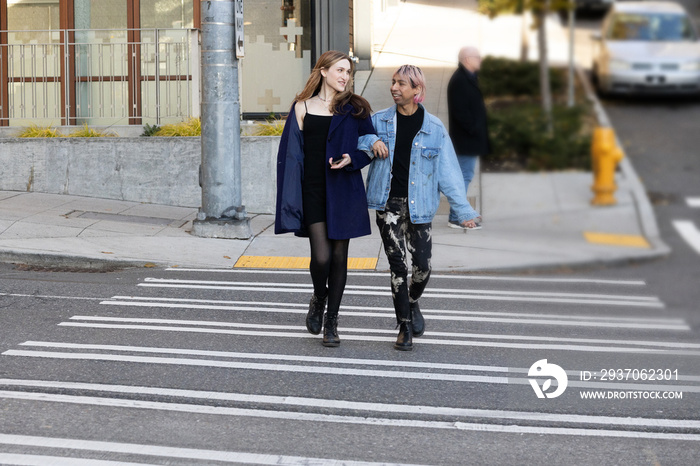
[294,50,372,119]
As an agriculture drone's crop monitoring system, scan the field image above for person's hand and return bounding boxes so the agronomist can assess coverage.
[372,140,389,159]
[461,219,477,229]
[329,154,351,169]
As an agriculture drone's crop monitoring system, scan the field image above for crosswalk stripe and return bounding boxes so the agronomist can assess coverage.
[673,220,700,255]
[49,321,700,355]
[137,283,664,308]
[97,301,689,330]
[0,393,698,441]
[106,296,683,324]
[141,278,661,302]
[67,317,700,348]
[10,344,700,382]
[1,379,698,429]
[7,346,700,389]
[0,434,408,466]
[164,268,648,286]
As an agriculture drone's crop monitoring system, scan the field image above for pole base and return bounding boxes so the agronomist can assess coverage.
[192,217,253,240]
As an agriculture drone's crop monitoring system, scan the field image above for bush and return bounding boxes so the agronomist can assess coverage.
[141,123,160,136]
[17,125,62,138]
[480,57,564,99]
[252,119,286,136]
[153,118,201,136]
[486,103,591,171]
[67,123,117,137]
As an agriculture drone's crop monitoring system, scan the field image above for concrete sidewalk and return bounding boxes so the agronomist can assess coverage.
[0,0,669,272]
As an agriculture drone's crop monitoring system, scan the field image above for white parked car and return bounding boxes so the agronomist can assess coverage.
[591,1,700,95]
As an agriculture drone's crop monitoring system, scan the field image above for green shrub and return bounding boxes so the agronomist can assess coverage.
[486,103,591,171]
[67,123,117,137]
[17,125,63,138]
[153,118,201,136]
[480,57,564,98]
[141,123,161,136]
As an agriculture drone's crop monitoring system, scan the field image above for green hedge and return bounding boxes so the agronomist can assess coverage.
[480,57,564,99]
[486,103,591,171]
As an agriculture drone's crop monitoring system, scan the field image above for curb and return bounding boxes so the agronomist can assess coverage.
[576,65,671,259]
[0,250,152,271]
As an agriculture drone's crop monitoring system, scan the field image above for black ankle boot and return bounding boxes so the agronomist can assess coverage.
[306,294,327,335]
[322,315,340,347]
[394,320,413,351]
[410,301,424,337]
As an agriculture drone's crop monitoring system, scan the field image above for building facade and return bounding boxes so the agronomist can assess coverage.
[0,0,369,127]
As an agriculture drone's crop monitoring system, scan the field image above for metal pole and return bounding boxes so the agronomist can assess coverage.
[193,0,251,239]
[568,1,575,108]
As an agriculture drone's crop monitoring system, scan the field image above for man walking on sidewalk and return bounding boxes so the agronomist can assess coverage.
[447,46,491,230]
[359,65,480,351]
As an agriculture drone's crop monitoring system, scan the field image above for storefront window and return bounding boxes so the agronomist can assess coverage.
[5,0,61,126]
[241,0,312,116]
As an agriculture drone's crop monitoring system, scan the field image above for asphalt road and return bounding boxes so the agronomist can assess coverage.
[0,260,698,465]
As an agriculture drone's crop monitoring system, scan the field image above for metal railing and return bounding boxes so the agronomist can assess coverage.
[0,28,200,127]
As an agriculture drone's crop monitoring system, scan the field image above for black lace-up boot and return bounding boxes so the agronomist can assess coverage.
[410,301,424,337]
[322,312,340,347]
[306,293,327,335]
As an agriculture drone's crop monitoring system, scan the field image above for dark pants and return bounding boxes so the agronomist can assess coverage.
[376,197,432,323]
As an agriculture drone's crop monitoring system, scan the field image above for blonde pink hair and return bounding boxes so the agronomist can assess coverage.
[394,65,426,104]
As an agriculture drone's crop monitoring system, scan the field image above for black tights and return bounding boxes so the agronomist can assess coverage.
[307,222,349,317]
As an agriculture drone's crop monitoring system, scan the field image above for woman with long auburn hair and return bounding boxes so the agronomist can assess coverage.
[275,50,377,347]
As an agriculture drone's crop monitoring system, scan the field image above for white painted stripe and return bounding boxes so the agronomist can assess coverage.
[673,220,700,255]
[137,284,665,308]
[0,393,698,442]
[165,268,647,285]
[51,322,699,355]
[7,348,700,391]
[0,454,150,466]
[1,350,510,384]
[142,278,661,302]
[69,316,699,348]
[17,341,512,372]
[9,344,700,390]
[18,342,700,383]
[1,379,698,429]
[107,296,686,324]
[0,434,408,466]
[686,197,700,208]
[100,300,689,330]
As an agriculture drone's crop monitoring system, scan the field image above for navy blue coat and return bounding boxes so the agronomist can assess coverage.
[275,103,376,240]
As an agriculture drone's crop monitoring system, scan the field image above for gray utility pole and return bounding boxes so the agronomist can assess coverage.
[192,0,252,239]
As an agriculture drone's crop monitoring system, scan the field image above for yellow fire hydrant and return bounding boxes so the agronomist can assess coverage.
[591,127,624,206]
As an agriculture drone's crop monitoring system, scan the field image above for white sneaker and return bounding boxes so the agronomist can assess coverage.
[448,220,482,230]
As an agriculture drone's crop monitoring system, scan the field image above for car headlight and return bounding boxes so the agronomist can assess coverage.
[680,61,700,71]
[609,59,631,71]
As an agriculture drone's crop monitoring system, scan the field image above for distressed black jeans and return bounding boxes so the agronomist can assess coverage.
[376,197,432,324]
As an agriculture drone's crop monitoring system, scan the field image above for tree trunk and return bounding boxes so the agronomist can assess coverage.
[520,10,529,62]
[537,7,553,135]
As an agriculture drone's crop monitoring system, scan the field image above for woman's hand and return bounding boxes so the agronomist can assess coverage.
[372,140,389,159]
[329,154,352,169]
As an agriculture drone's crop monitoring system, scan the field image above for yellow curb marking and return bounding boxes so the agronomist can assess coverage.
[234,256,378,270]
[583,232,651,249]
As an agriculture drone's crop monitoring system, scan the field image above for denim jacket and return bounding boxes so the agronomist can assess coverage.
[358,104,480,224]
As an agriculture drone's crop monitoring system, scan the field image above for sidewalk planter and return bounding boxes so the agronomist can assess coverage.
[0,136,280,214]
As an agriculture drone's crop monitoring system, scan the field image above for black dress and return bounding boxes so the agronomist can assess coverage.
[302,111,333,227]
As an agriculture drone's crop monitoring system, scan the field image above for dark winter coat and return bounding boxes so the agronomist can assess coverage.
[275,103,376,239]
[447,63,492,156]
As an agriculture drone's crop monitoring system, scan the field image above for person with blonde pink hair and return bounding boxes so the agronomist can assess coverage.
[359,65,480,351]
